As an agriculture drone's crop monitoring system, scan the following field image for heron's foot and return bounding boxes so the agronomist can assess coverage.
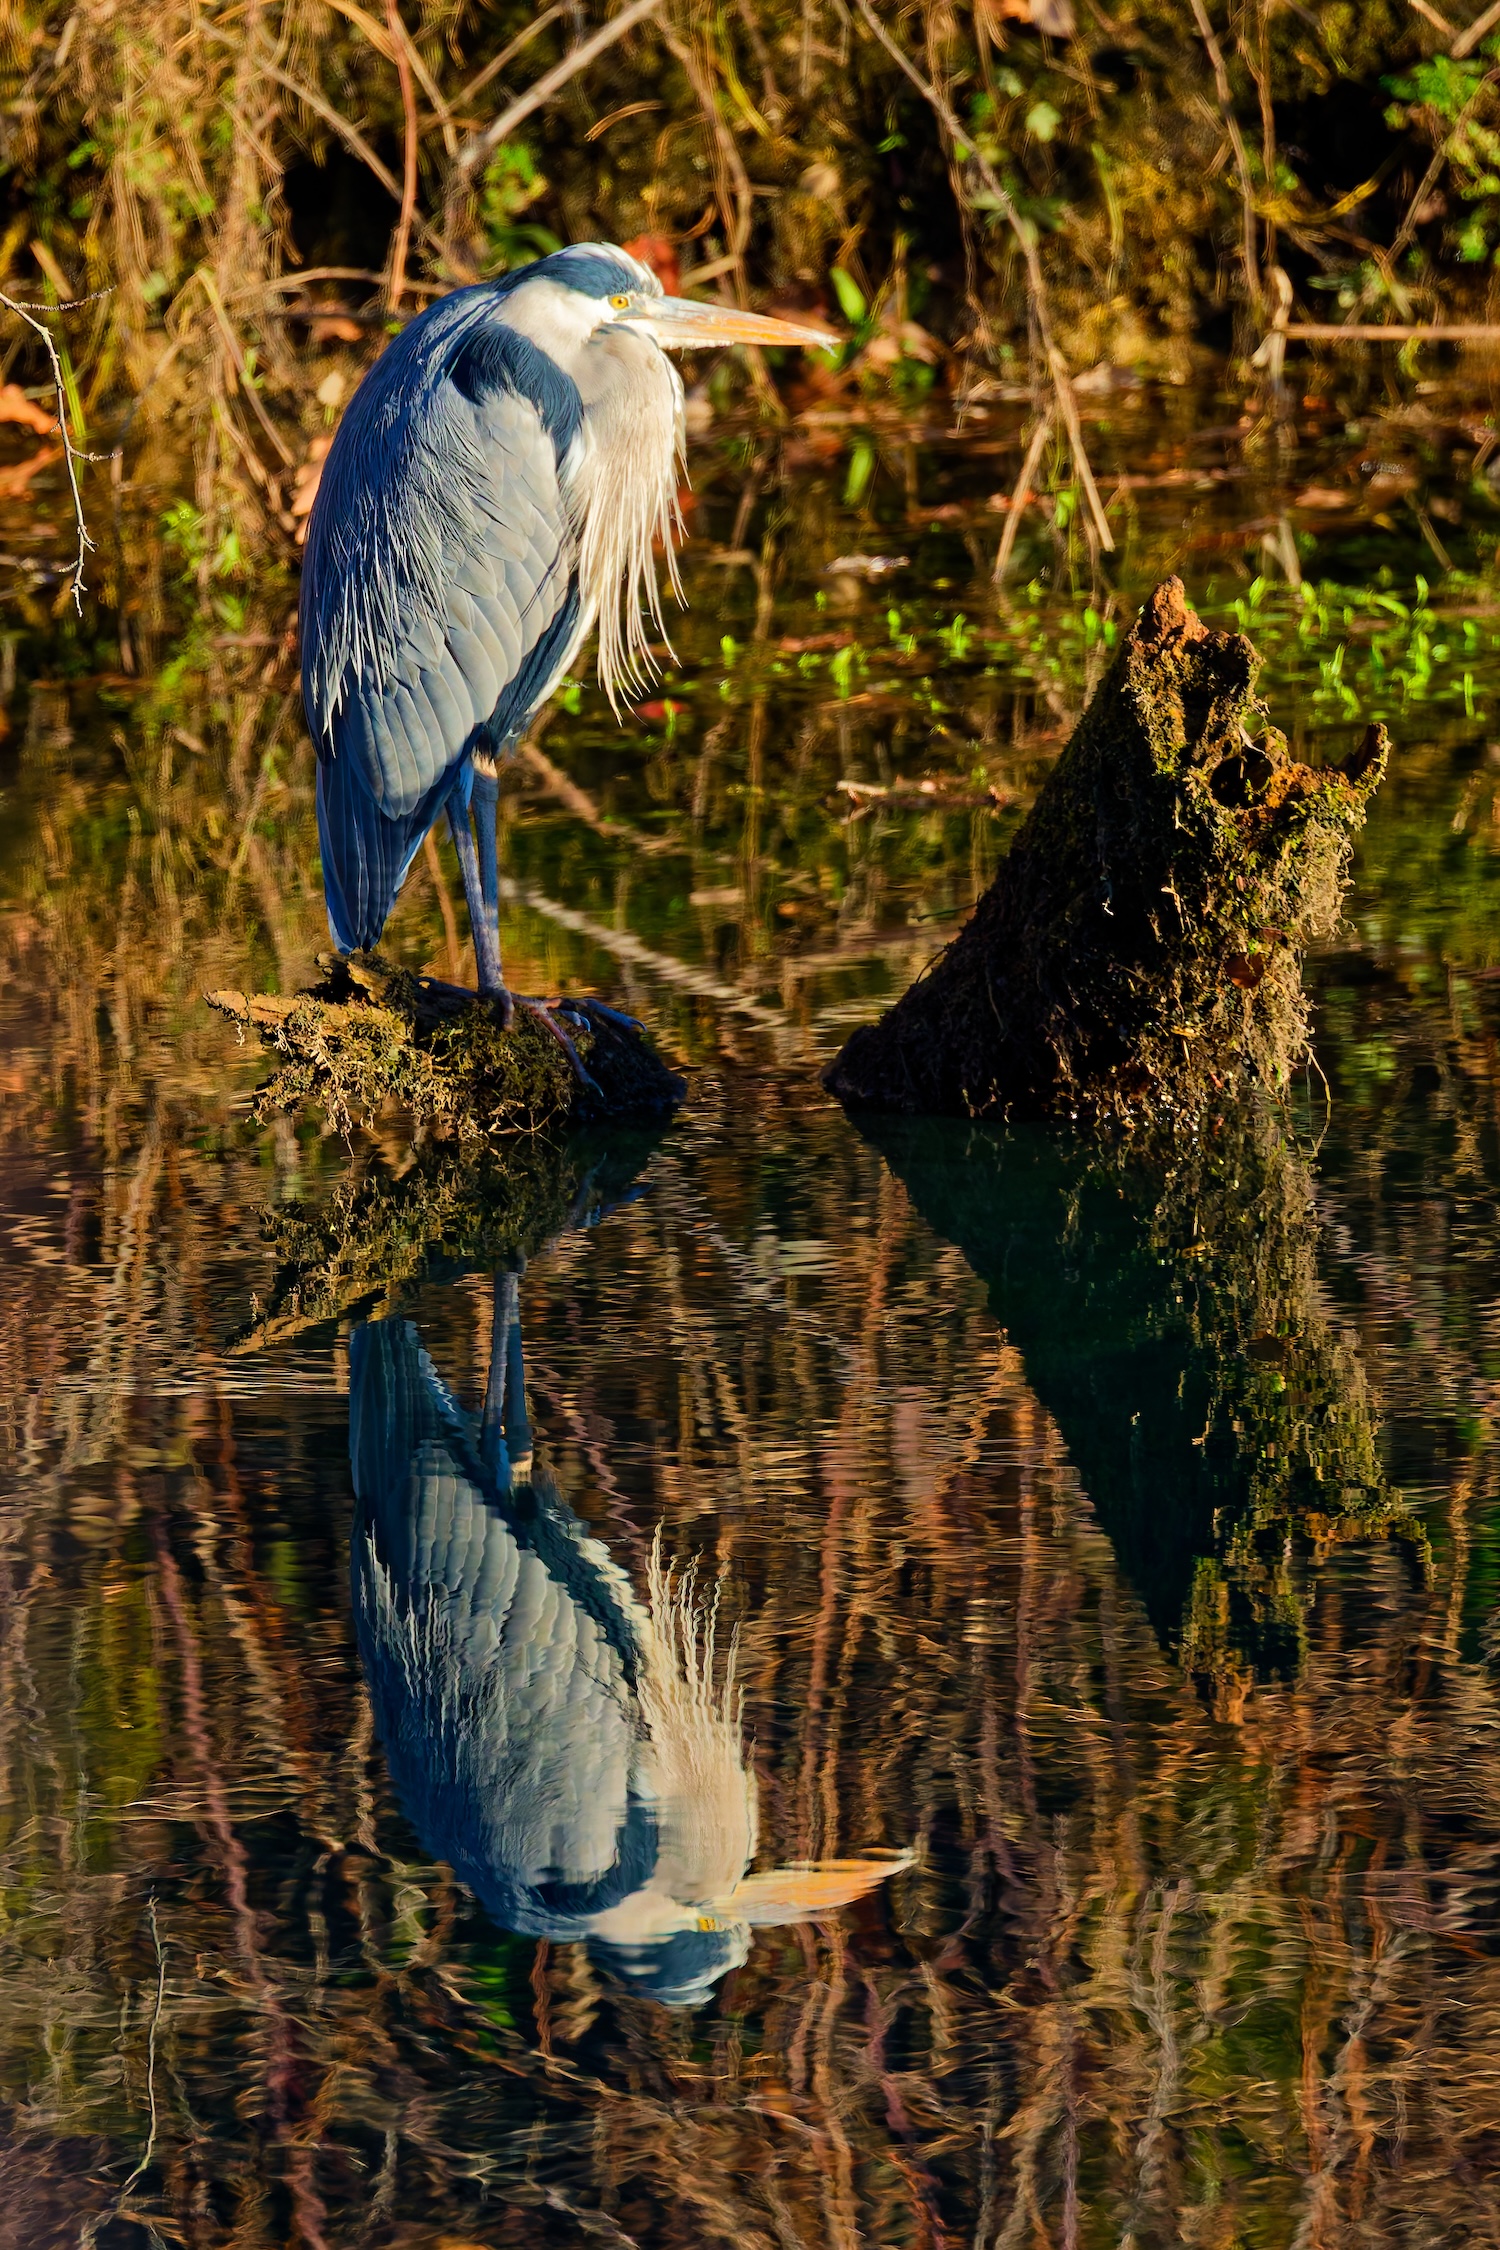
[517,998,603,1098]
[570,997,644,1034]
[478,979,516,1031]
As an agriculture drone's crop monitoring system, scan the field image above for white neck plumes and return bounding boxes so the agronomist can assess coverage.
[567,323,685,714]
[493,273,685,716]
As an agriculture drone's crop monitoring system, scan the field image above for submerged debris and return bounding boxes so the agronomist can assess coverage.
[826,577,1388,1130]
[206,952,684,1137]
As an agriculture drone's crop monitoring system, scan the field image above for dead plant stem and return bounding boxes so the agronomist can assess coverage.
[455,0,664,177]
[994,410,1054,584]
[850,0,1113,553]
[1188,0,1264,315]
[386,0,420,311]
[0,286,94,610]
[1389,68,1500,269]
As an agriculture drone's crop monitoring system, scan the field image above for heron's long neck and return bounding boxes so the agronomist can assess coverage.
[566,328,684,713]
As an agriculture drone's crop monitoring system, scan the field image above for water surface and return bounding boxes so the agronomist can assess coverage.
[5,386,1500,2245]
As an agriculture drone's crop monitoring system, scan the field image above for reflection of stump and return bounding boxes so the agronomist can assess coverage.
[865,1108,1421,1695]
[207,953,684,1138]
[827,579,1386,1128]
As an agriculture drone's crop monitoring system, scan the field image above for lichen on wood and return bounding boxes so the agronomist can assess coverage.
[206,952,684,1138]
[826,578,1388,1129]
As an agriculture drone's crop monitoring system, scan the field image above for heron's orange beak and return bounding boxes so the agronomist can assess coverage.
[622,294,839,353]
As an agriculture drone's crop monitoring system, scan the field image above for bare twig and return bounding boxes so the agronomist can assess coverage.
[1269,318,1500,338]
[1452,0,1500,57]
[455,0,664,176]
[78,1899,169,2247]
[850,0,1114,554]
[1189,0,1264,314]
[1408,0,1457,33]
[386,0,420,311]
[119,1900,168,2201]
[196,268,296,468]
[0,286,93,610]
[452,3,567,116]
[204,30,402,200]
[993,410,1053,584]
[322,0,457,152]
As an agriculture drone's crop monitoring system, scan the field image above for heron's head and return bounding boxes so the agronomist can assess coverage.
[494,242,838,359]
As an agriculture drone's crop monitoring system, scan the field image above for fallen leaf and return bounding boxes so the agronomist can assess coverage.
[0,383,57,437]
[0,444,61,498]
[291,433,336,539]
[621,232,681,296]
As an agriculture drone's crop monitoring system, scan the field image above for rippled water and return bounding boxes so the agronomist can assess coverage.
[7,390,1500,2245]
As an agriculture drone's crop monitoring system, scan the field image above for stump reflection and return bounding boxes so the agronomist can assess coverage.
[863,1106,1420,1700]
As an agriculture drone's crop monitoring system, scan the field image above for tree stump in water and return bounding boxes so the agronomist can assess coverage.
[825,578,1387,1128]
[206,953,684,1138]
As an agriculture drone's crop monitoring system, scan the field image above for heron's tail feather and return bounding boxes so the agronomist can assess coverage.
[316,749,449,955]
[635,1536,756,1901]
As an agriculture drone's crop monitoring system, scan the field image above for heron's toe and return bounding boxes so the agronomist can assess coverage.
[518,999,602,1098]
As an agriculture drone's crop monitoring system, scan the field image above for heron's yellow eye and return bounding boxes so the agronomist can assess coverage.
[609,292,631,309]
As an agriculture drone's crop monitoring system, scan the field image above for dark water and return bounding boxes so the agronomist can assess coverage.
[7,389,1500,2245]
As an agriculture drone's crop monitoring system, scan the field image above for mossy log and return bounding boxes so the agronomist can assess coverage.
[826,578,1387,1128]
[206,952,684,1138]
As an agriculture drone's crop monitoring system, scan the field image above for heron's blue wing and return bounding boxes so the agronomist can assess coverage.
[300,293,585,949]
[349,1318,657,1934]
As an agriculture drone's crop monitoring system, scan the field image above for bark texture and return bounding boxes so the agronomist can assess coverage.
[826,578,1387,1128]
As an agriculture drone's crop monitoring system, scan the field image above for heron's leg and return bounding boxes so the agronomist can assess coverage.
[481,1264,530,1488]
[446,786,510,1018]
[472,768,502,963]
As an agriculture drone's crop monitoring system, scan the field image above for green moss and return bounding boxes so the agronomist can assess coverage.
[827,579,1387,1130]
[231,1125,663,1353]
[207,953,684,1140]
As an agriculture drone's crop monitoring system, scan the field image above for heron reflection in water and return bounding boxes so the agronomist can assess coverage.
[350,1271,905,2006]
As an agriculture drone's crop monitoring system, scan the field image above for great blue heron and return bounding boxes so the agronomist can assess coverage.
[350,1269,907,2007]
[300,243,834,1045]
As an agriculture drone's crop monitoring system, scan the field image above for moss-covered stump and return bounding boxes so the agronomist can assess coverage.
[229,1126,661,1355]
[826,577,1387,1128]
[206,952,685,1137]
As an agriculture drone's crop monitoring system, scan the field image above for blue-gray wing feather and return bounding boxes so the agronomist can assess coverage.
[300,291,585,949]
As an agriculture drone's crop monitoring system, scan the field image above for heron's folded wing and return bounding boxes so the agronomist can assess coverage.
[301,304,585,822]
